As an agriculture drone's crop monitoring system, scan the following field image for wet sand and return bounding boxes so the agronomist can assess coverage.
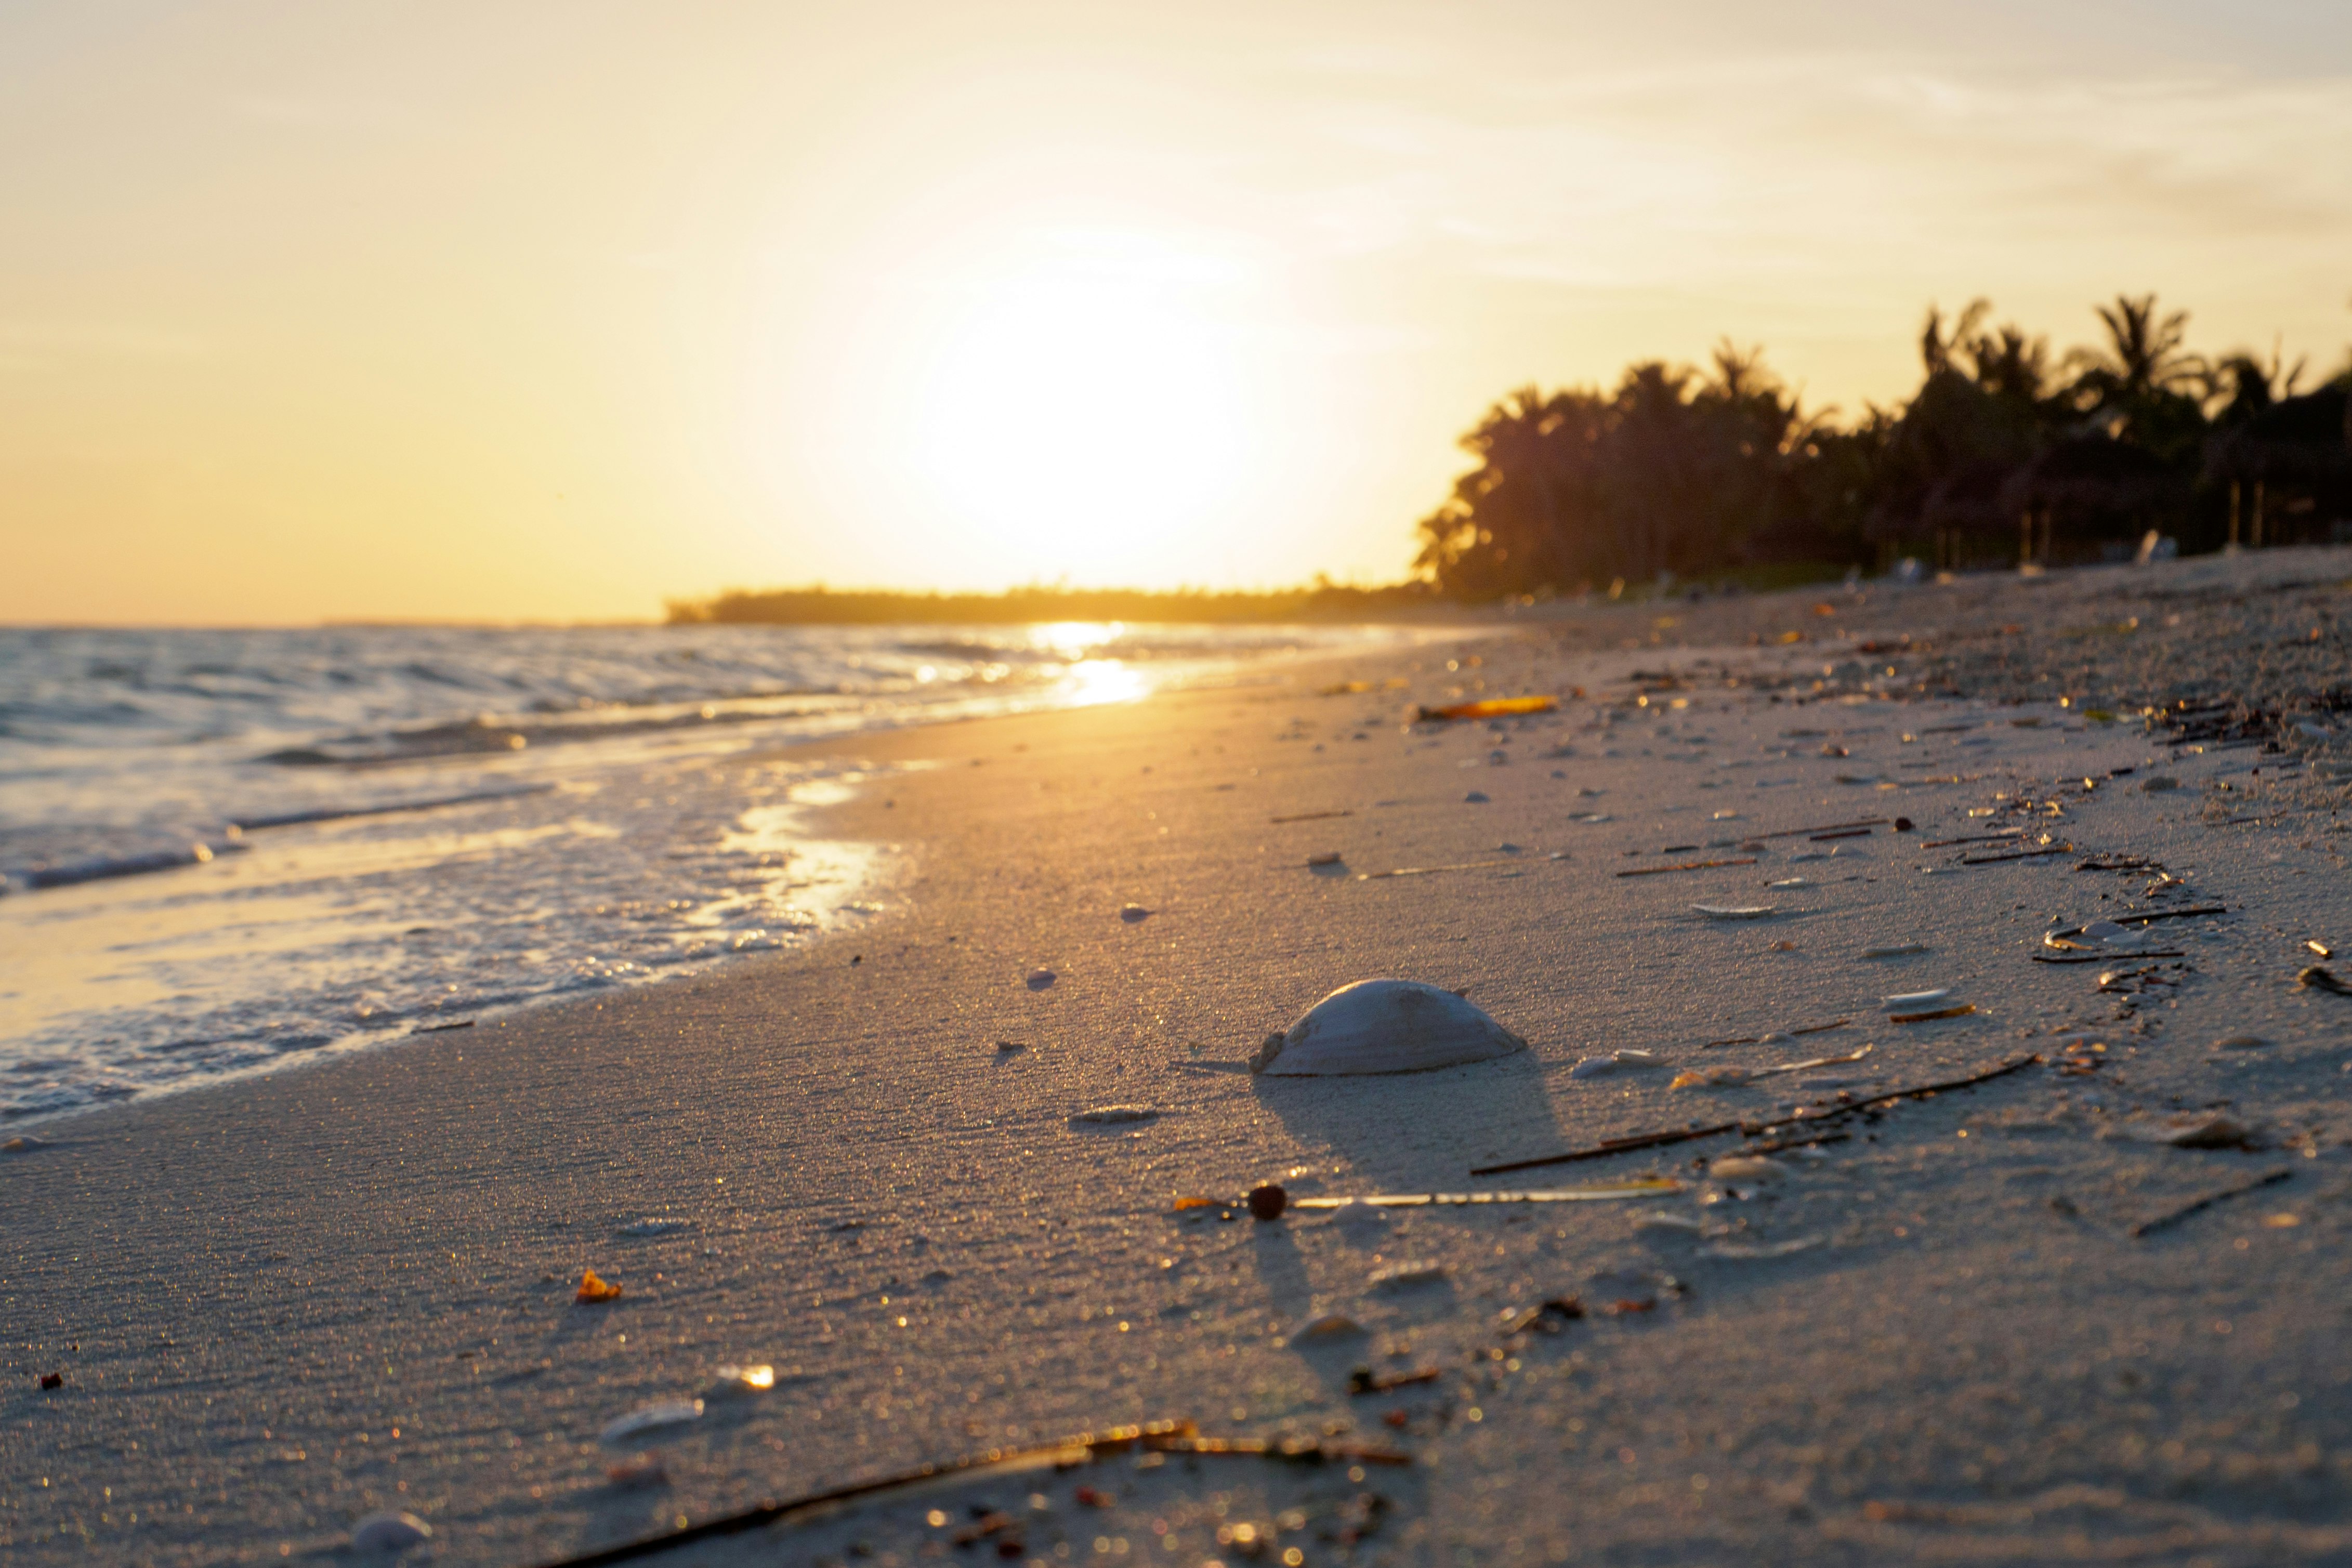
[7,548,2352,1567]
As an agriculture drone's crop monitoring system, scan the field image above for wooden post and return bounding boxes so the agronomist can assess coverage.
[2228,481,2241,549]
[2020,511,2033,567]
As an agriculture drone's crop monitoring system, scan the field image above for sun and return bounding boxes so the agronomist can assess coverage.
[905,253,1254,578]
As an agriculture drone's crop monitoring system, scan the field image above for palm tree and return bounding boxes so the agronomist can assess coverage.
[2066,293,2205,410]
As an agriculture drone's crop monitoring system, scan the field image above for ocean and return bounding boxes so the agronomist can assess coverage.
[0,621,1420,1121]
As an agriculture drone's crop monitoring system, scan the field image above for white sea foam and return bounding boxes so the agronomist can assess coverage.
[0,621,1425,1120]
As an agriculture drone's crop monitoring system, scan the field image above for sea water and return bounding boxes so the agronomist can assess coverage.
[0,621,1415,1120]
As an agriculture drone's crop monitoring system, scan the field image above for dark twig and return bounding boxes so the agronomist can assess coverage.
[2128,1170,2292,1239]
[1615,858,1757,878]
[1755,818,1889,840]
[1469,1056,2043,1176]
[526,1421,1200,1568]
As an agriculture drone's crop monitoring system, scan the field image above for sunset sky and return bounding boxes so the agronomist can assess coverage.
[4,1,2349,624]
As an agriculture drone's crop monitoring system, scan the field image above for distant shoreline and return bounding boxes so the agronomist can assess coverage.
[664,582,1494,625]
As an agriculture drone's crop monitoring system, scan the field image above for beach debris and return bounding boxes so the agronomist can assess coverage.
[1501,1297,1588,1334]
[994,1039,1026,1053]
[1615,857,1757,878]
[2213,1034,2268,1051]
[575,1269,624,1303]
[2129,1169,2293,1238]
[351,1512,433,1553]
[2140,775,2180,792]
[600,1400,705,1447]
[1247,1183,1289,1221]
[2043,906,2227,953]
[1706,1156,1783,1183]
[1862,942,1931,958]
[619,1217,691,1238]
[1702,1236,1823,1260]
[1119,904,1152,923]
[1767,877,1811,889]
[1882,989,1950,1009]
[1292,1314,1365,1342]
[1418,696,1556,721]
[2146,1112,2258,1150]
[1026,968,1057,990]
[1570,1049,1668,1079]
[1693,904,1776,920]
[2309,941,2335,959]
[1635,1214,1707,1237]
[607,1455,669,1489]
[1464,790,1490,803]
[1670,1044,1873,1088]
[1894,818,1914,832]
[1474,1055,2040,1175]
[704,1364,777,1399]
[1349,1366,1441,1394]
[415,1018,475,1033]
[1306,852,1344,867]
[1271,809,1353,824]
[2298,966,2351,996]
[1368,1261,1448,1289]
[1890,1003,1978,1024]
[1074,1486,1115,1507]
[2,1136,45,1154]
[530,1420,1322,1568]
[1250,979,1525,1076]
[1292,1180,1679,1208]
[1356,857,1537,880]
[40,1372,63,1390]
[1755,816,1888,840]
[1071,1104,1159,1125]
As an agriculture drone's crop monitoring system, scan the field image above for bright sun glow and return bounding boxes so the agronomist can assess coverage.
[907,256,1253,570]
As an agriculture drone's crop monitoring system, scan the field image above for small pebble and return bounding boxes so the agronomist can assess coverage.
[1119,904,1151,923]
[1026,968,1057,991]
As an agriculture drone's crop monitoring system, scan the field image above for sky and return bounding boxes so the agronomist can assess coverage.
[3,1,2349,625]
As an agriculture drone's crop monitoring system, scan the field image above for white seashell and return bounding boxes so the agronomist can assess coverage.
[1071,1105,1159,1125]
[598,1400,704,1447]
[1251,980,1526,1076]
[1635,1214,1706,1236]
[1571,1049,1667,1079]
[1368,1261,1447,1288]
[618,1217,691,1238]
[1881,989,1950,1009]
[704,1364,776,1398]
[1767,878,1810,889]
[1702,1236,1822,1260]
[1707,1156,1783,1183]
[351,1512,432,1552]
[1693,904,1775,920]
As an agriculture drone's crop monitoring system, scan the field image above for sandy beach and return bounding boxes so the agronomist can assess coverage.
[9,549,2352,1567]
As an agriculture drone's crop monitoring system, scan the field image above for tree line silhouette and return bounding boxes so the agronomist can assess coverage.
[1415,294,2352,598]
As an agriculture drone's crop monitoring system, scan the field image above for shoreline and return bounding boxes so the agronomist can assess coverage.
[8,551,2352,1566]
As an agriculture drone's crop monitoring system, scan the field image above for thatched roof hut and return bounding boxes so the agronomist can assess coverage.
[1999,436,2176,545]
